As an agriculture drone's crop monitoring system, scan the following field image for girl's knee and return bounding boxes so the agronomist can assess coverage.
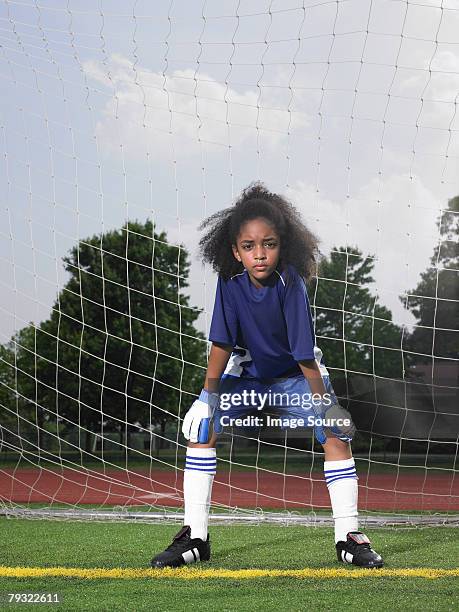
[321,436,352,460]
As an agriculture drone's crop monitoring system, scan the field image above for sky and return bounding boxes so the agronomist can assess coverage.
[1,0,458,345]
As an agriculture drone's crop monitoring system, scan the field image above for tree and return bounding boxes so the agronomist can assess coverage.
[0,341,39,453]
[310,246,404,380]
[308,246,405,447]
[7,220,206,453]
[402,196,458,364]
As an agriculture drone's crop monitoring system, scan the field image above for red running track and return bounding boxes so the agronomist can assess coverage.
[1,468,457,512]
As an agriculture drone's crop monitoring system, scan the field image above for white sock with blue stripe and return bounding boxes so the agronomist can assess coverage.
[184,447,217,541]
[324,457,358,543]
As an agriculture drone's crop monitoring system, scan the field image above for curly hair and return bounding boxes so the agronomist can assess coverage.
[199,182,319,280]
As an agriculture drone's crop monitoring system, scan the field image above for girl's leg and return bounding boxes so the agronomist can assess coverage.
[150,432,218,567]
[322,437,358,543]
[321,436,384,567]
[183,431,218,540]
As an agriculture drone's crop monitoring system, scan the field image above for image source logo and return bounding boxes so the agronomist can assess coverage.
[219,390,332,411]
[215,387,356,437]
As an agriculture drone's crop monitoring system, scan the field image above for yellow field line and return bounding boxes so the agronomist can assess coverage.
[1,566,458,580]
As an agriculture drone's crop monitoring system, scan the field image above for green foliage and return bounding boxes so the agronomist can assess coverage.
[310,247,404,379]
[1,220,206,452]
[0,340,42,452]
[403,196,458,363]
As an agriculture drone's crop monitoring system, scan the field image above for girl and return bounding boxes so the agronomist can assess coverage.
[151,183,383,569]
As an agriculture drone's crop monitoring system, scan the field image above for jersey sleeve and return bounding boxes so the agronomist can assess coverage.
[282,267,316,361]
[208,276,238,347]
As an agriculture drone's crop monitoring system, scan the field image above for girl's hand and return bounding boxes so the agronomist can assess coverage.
[311,398,356,443]
[182,389,219,443]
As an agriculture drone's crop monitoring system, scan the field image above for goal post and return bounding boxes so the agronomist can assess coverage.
[0,0,458,524]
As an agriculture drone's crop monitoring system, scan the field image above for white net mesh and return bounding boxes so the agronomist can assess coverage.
[0,0,458,524]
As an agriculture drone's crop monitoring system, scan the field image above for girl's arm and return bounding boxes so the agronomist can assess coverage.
[298,359,327,397]
[203,342,233,393]
[184,342,232,446]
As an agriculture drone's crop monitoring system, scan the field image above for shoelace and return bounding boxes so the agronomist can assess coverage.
[165,529,191,552]
[165,539,189,552]
[348,540,372,553]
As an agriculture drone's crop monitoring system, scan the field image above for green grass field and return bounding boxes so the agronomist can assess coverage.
[1,519,458,611]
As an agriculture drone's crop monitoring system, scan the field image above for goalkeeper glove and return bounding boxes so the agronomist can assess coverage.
[311,397,356,444]
[181,389,220,443]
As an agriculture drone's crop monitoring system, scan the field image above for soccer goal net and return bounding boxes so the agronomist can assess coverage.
[0,0,457,526]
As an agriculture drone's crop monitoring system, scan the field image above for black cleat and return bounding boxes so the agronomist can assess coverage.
[150,525,211,568]
[336,531,384,568]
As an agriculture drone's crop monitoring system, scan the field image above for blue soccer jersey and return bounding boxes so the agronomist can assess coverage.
[208,264,327,379]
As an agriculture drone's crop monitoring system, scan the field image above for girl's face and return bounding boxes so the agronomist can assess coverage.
[232,217,281,287]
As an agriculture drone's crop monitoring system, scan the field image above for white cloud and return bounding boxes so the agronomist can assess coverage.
[288,174,443,327]
[83,54,309,160]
